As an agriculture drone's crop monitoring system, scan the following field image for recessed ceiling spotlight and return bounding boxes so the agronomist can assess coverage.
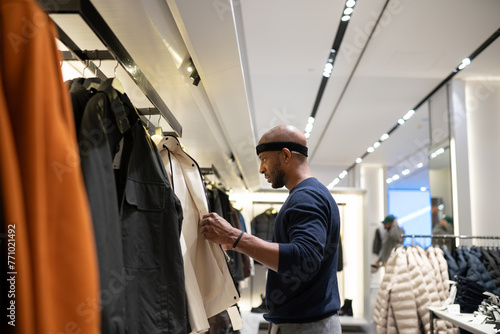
[344,8,353,15]
[403,109,415,121]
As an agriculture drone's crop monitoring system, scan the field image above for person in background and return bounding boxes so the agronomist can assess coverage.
[375,215,404,267]
[432,215,454,249]
[200,124,342,334]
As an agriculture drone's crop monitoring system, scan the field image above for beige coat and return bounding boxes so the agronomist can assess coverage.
[155,135,240,333]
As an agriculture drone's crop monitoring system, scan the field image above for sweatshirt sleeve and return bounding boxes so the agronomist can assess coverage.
[277,189,331,281]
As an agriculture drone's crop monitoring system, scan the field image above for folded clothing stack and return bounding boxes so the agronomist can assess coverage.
[454,275,489,313]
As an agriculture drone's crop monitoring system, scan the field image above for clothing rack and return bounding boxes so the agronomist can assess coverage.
[403,234,500,240]
[200,165,221,181]
[38,0,183,137]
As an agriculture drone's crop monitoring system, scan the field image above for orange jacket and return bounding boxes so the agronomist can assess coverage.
[0,0,100,333]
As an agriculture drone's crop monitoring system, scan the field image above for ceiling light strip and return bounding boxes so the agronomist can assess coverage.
[309,0,392,160]
[328,27,500,188]
[305,0,360,137]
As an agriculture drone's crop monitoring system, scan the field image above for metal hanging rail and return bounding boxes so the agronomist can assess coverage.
[403,234,500,240]
[38,0,182,137]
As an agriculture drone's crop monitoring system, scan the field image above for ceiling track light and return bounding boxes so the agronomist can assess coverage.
[313,25,497,189]
[305,0,358,140]
[403,109,415,121]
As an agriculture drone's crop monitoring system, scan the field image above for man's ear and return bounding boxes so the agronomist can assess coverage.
[282,148,292,163]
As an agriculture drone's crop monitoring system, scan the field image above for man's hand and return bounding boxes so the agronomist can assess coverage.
[200,212,239,246]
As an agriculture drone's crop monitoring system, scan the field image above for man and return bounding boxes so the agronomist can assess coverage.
[375,215,404,266]
[432,215,454,249]
[200,125,341,333]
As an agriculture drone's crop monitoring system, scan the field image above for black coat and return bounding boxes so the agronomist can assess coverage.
[78,79,187,333]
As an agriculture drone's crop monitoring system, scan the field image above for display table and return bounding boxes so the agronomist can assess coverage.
[428,306,495,334]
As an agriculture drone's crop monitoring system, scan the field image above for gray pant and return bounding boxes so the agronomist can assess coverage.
[268,314,341,334]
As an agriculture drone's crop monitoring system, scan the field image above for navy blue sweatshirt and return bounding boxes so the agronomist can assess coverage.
[264,177,341,324]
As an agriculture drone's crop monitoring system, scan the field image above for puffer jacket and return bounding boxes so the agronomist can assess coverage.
[412,247,447,334]
[418,247,453,334]
[481,248,500,290]
[454,247,468,277]
[390,248,419,333]
[374,247,400,334]
[462,247,500,295]
[374,247,419,333]
[426,247,448,302]
[407,248,431,333]
[443,248,459,279]
[433,247,459,334]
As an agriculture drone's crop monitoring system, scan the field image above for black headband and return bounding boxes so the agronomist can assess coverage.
[256,141,308,157]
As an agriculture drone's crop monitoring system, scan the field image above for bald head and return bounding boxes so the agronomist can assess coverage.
[259,125,307,146]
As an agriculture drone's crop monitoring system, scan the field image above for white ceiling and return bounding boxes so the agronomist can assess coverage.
[57,0,500,191]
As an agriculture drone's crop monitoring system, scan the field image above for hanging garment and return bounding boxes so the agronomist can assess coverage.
[374,247,458,334]
[463,247,500,295]
[0,0,100,333]
[231,205,251,279]
[77,79,128,333]
[251,210,277,241]
[82,84,187,333]
[210,187,244,283]
[69,78,98,133]
[391,248,419,333]
[373,247,400,334]
[443,248,460,279]
[155,135,240,334]
[481,248,500,290]
[406,247,431,333]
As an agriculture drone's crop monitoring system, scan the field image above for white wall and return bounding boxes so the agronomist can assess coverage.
[465,79,500,236]
[449,80,473,236]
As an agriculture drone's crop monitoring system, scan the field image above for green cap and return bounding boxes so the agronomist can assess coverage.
[382,215,396,224]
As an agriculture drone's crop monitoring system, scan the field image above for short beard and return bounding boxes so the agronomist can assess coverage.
[270,160,286,189]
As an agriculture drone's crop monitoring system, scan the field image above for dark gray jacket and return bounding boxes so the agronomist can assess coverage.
[78,80,187,333]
